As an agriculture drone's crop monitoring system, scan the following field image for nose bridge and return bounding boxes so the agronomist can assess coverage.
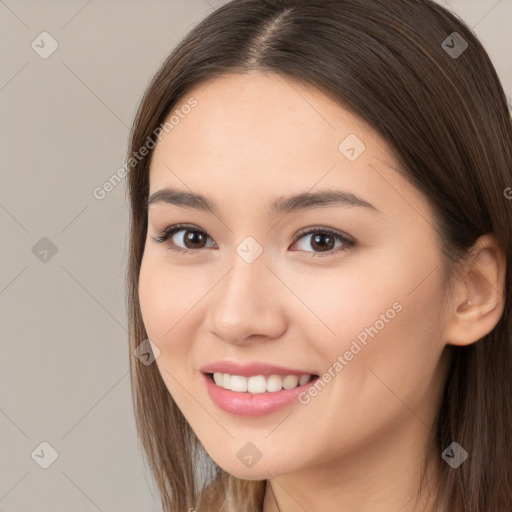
[217,245,268,316]
[220,229,270,296]
[205,242,286,343]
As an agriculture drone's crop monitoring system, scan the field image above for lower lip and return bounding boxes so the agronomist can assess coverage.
[202,373,319,417]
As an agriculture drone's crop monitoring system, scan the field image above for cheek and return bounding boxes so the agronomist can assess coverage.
[138,252,199,342]
[138,257,197,397]
[139,254,181,363]
[138,258,166,341]
[287,261,405,364]
[321,274,446,435]
[137,252,218,402]
[310,244,446,406]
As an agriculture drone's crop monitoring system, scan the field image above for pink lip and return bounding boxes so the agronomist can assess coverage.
[200,360,317,377]
[202,372,320,417]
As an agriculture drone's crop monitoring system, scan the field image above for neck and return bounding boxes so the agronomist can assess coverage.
[261,417,445,512]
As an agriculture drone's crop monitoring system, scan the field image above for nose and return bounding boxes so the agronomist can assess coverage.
[204,253,288,346]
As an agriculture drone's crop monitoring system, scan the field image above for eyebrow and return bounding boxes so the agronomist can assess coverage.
[147,187,381,216]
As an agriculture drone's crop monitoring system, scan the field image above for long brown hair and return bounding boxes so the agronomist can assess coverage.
[125,1,512,510]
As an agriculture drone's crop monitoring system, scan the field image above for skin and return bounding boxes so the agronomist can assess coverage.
[138,71,506,512]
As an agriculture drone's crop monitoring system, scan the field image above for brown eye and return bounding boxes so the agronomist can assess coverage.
[310,232,336,252]
[290,227,355,257]
[152,224,355,257]
[152,224,216,254]
[181,230,208,249]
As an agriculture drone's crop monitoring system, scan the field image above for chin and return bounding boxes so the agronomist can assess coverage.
[206,447,296,481]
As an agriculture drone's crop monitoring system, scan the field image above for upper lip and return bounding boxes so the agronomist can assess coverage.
[200,361,318,377]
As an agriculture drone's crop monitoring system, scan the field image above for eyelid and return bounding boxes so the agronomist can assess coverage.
[289,226,355,257]
[152,223,200,244]
[291,225,355,244]
[151,223,216,252]
[152,223,355,257]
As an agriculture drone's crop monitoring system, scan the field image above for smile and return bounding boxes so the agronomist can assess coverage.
[212,372,314,393]
[202,372,320,416]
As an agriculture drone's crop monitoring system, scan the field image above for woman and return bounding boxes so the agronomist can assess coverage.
[126,1,512,510]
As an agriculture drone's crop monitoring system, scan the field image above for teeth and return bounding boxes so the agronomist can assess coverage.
[222,373,231,390]
[299,374,311,386]
[230,375,248,392]
[282,375,299,389]
[248,375,267,393]
[266,375,283,393]
[212,372,313,393]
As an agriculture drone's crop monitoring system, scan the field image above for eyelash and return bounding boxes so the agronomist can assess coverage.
[152,223,356,258]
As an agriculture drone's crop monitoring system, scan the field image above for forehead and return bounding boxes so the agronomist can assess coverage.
[147,71,432,224]
[151,71,379,179]
[168,70,373,151]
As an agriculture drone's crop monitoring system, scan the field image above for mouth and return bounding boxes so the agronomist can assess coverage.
[202,371,320,416]
[205,372,318,393]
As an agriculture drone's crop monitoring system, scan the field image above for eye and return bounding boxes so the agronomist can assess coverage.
[152,224,355,257]
[151,224,216,254]
[289,226,355,257]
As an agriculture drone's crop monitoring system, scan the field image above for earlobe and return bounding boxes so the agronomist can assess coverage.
[444,234,506,347]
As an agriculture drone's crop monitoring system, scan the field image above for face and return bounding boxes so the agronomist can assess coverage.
[138,71,450,480]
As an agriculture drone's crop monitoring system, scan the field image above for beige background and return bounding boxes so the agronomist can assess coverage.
[0,1,511,510]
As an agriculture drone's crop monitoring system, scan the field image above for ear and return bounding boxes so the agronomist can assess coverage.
[444,233,506,347]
